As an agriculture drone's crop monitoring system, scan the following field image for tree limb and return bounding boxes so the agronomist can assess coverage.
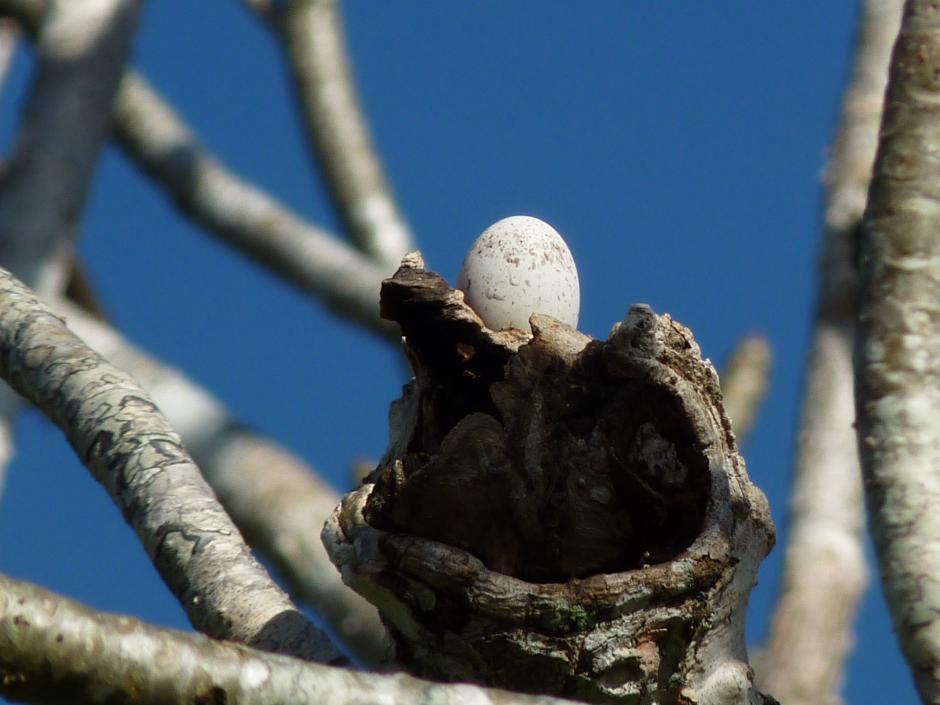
[0,0,398,341]
[61,302,392,666]
[112,72,397,339]
[758,2,903,703]
[0,0,142,295]
[0,573,578,705]
[855,0,940,701]
[719,333,771,445]
[0,266,341,664]
[247,0,415,269]
[0,19,18,98]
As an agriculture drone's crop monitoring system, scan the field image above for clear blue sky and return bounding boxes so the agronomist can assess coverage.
[0,3,917,703]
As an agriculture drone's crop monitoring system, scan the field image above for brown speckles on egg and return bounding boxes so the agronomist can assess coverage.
[456,215,580,331]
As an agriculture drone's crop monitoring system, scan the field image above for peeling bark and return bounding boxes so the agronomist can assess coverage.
[325,255,775,704]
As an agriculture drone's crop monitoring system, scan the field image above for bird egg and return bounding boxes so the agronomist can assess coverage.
[457,215,580,331]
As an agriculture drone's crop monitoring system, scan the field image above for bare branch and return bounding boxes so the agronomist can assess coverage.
[0,266,341,664]
[855,1,940,701]
[0,0,397,340]
[112,73,397,339]
[0,19,17,96]
[758,2,903,703]
[0,0,144,507]
[248,0,414,268]
[719,333,771,444]
[62,303,392,666]
[0,0,142,295]
[0,573,579,705]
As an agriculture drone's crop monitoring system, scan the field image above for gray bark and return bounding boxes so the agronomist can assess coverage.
[63,303,392,666]
[249,0,414,268]
[0,573,578,705]
[855,1,940,701]
[0,267,340,664]
[0,0,398,341]
[758,1,903,702]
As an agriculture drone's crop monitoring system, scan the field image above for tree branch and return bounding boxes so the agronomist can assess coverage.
[0,0,144,508]
[247,0,415,269]
[757,3,903,703]
[719,333,771,445]
[61,302,392,666]
[0,266,341,664]
[0,0,142,295]
[0,0,398,341]
[112,72,396,339]
[855,0,940,701]
[0,573,578,705]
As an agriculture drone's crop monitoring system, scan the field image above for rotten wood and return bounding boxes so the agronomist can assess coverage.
[325,253,775,704]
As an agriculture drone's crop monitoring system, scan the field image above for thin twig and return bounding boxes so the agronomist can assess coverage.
[247,0,414,268]
[855,2,940,701]
[0,573,576,705]
[0,267,342,664]
[63,302,391,666]
[719,333,771,444]
[758,2,903,703]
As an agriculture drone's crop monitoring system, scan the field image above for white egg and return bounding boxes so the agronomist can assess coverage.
[456,215,580,331]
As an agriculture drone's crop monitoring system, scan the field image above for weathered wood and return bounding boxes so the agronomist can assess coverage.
[325,254,775,704]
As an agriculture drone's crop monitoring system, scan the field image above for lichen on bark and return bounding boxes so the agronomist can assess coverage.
[325,253,775,704]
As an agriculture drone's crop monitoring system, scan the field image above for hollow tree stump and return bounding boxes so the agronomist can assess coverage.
[323,253,776,704]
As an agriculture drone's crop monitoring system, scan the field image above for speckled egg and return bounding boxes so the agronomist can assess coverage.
[456,215,580,331]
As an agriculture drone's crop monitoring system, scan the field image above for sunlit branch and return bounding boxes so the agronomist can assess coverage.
[758,2,903,703]
[0,0,398,341]
[855,1,940,701]
[112,73,397,339]
[63,303,391,666]
[246,0,414,269]
[0,267,341,664]
[0,573,577,705]
[0,0,144,509]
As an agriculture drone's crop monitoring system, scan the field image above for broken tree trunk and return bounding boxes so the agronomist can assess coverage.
[324,253,775,704]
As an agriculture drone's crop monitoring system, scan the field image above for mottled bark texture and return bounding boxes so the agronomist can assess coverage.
[325,255,775,704]
[0,574,578,705]
[758,1,903,703]
[0,268,340,664]
[855,1,940,701]
[62,303,392,666]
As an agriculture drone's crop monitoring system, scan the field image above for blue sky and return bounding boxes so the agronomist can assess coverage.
[0,3,917,703]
